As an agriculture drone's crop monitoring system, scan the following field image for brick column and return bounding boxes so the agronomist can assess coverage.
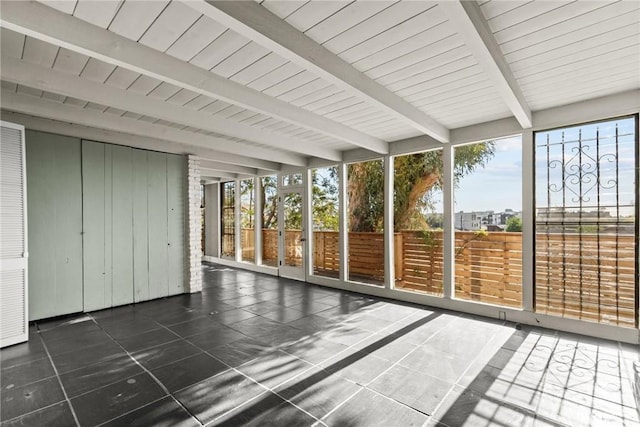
[187,156,202,293]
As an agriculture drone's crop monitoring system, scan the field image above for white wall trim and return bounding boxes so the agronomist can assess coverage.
[521,130,535,311]
[442,145,454,300]
[203,256,278,276]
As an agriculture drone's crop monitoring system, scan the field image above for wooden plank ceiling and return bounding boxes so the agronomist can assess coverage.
[0,0,638,180]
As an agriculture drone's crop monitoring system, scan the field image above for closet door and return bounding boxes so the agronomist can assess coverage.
[81,142,185,310]
[82,141,109,312]
[147,151,169,299]
[132,149,149,302]
[0,122,28,347]
[26,131,82,320]
[167,154,186,296]
[111,145,134,306]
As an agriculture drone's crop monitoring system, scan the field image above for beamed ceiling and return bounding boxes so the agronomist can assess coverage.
[0,0,638,180]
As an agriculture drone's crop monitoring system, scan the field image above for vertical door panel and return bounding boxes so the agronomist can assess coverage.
[132,150,149,302]
[25,132,55,319]
[167,154,185,295]
[147,152,169,299]
[82,141,106,312]
[51,135,83,317]
[279,190,306,281]
[1,123,28,347]
[103,145,113,307]
[26,132,83,320]
[111,145,134,306]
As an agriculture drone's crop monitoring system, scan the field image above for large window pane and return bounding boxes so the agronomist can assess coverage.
[240,179,255,263]
[535,116,637,327]
[347,159,384,286]
[260,175,278,267]
[312,167,339,278]
[283,192,303,267]
[220,181,235,259]
[393,150,443,295]
[454,137,523,307]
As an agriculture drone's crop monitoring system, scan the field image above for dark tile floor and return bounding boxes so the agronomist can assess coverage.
[1,263,638,426]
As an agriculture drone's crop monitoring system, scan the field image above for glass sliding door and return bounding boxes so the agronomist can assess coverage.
[347,159,384,286]
[260,175,278,267]
[393,150,444,295]
[535,116,637,327]
[279,190,305,280]
[311,166,339,279]
[453,137,523,308]
[220,181,235,259]
[240,179,255,263]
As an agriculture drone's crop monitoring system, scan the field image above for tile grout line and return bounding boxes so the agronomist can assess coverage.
[149,319,324,426]
[0,398,75,424]
[38,333,82,427]
[93,395,170,427]
[317,309,444,424]
[267,306,435,423]
[86,314,204,427]
[361,315,514,422]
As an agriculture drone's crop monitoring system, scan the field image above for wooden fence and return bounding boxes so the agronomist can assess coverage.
[536,233,636,327]
[237,228,636,326]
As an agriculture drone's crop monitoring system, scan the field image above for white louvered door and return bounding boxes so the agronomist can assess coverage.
[0,121,28,348]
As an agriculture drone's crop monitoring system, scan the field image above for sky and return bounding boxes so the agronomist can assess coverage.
[454,135,523,213]
[312,116,636,216]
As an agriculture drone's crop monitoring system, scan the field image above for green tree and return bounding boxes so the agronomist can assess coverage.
[312,167,339,231]
[348,160,385,232]
[240,179,254,228]
[261,176,278,229]
[505,216,522,232]
[347,143,495,232]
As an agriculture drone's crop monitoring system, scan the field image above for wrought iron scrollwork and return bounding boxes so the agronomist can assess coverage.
[548,143,617,203]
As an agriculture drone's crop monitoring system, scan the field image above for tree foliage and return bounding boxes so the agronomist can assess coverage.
[312,167,339,231]
[505,216,523,232]
[257,141,495,234]
[347,160,385,232]
[261,176,278,229]
[239,179,254,228]
[346,142,495,232]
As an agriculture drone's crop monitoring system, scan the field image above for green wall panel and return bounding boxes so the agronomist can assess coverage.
[27,133,186,318]
[82,141,107,312]
[147,151,169,299]
[111,145,134,306]
[26,131,83,320]
[132,150,149,303]
[167,154,186,296]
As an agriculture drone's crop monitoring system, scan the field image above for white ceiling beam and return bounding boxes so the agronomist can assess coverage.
[1,90,307,167]
[199,160,257,176]
[1,110,281,171]
[1,57,340,162]
[202,178,221,184]
[0,0,387,153]
[189,0,449,143]
[438,0,532,129]
[201,168,238,180]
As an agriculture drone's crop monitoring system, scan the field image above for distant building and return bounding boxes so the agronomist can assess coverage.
[455,209,522,231]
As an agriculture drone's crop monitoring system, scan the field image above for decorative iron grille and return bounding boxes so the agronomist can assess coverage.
[534,116,638,327]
